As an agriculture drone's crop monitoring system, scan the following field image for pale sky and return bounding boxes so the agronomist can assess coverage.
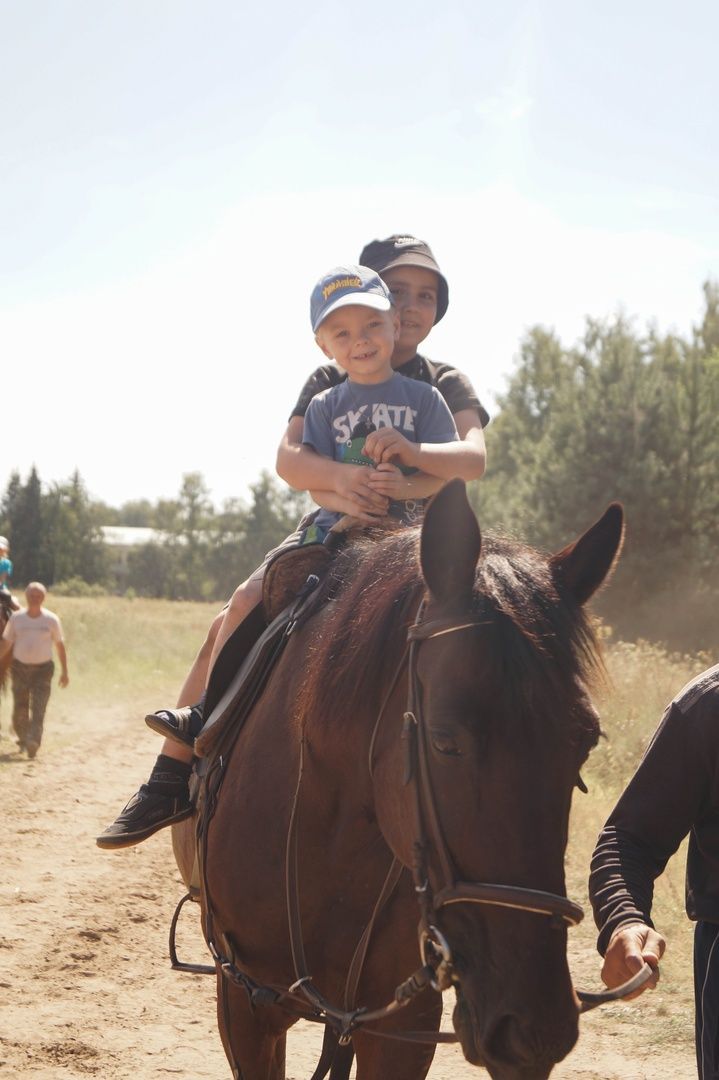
[2,0,717,509]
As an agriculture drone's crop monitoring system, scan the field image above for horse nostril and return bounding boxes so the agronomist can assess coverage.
[483,1010,524,1062]
[484,1012,578,1069]
[484,1014,534,1066]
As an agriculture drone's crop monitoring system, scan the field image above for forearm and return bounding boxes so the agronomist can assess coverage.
[276,437,344,491]
[308,488,389,522]
[413,440,485,482]
[55,642,68,677]
[589,826,665,955]
[391,471,444,499]
[0,638,11,660]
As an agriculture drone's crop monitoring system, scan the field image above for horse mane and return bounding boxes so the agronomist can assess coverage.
[298,526,604,743]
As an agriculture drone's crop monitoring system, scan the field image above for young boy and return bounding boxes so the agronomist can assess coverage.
[97,239,488,849]
[302,264,459,532]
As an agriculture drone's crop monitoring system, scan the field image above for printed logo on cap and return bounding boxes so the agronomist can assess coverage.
[322,275,362,301]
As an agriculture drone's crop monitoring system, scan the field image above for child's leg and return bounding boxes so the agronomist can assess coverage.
[206,573,264,679]
[97,576,265,850]
[176,609,225,706]
[95,610,225,850]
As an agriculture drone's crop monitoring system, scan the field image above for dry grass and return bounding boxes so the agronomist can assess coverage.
[48,595,220,707]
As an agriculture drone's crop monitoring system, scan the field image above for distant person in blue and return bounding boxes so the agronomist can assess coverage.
[0,537,13,593]
[0,537,19,613]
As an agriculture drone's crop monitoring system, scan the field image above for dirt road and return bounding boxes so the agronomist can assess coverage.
[0,696,696,1079]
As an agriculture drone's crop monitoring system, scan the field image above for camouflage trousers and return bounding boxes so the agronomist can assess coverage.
[11,659,54,750]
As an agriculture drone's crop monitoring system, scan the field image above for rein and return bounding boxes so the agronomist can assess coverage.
[182,599,652,1070]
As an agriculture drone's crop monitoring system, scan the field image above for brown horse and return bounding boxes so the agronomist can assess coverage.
[196,481,623,1080]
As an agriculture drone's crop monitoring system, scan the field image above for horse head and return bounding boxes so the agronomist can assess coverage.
[372,480,623,1079]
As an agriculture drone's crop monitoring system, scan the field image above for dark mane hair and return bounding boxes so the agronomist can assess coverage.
[298,527,604,740]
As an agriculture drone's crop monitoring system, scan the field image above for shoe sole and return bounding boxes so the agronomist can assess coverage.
[95,805,194,850]
[144,713,195,748]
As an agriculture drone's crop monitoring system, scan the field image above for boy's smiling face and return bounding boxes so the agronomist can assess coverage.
[315,306,399,384]
[381,265,438,362]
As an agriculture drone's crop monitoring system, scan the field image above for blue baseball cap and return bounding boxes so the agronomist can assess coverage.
[310,264,393,333]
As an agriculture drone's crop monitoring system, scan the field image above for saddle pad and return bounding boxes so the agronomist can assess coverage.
[262,543,332,622]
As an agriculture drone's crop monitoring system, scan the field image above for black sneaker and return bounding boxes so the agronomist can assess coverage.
[145,705,203,748]
[96,785,192,849]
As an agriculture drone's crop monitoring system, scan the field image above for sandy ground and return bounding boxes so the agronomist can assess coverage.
[0,697,697,1079]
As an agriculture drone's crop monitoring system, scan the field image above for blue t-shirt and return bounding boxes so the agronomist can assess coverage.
[302,372,458,529]
[0,556,12,591]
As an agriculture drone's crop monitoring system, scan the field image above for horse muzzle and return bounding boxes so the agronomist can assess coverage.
[452,985,577,1080]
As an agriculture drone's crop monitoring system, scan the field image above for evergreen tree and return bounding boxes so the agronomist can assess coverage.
[41,471,108,585]
[2,467,44,583]
[476,283,719,644]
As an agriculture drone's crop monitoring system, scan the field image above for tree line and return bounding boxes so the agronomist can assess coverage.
[0,468,310,602]
[2,282,717,645]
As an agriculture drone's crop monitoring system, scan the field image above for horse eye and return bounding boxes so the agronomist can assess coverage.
[430,731,461,757]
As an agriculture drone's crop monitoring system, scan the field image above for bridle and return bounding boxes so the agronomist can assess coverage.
[400,605,583,993]
[396,602,650,1009]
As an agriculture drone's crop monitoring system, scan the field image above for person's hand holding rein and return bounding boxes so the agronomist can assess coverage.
[601,923,665,999]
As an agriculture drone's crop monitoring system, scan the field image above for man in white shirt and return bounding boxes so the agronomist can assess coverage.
[0,582,69,758]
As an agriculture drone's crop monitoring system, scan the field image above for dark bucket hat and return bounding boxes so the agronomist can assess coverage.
[358,234,449,324]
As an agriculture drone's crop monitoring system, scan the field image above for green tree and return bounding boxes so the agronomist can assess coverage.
[475,283,719,645]
[173,473,213,600]
[126,542,180,598]
[0,466,44,583]
[41,471,108,585]
[236,472,311,580]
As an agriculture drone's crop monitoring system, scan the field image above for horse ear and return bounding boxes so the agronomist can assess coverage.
[421,479,482,604]
[550,503,624,605]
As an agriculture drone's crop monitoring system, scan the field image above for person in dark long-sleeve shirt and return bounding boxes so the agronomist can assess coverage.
[589,663,719,1079]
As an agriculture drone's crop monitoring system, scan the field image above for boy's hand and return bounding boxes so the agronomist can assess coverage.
[366,463,408,499]
[362,428,420,469]
[311,489,389,523]
[332,464,389,515]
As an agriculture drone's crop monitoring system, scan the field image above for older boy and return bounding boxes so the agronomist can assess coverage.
[97,237,487,849]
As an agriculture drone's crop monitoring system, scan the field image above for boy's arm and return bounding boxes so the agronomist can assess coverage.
[453,409,487,478]
[363,405,487,482]
[365,464,444,500]
[276,417,388,516]
[308,488,388,522]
